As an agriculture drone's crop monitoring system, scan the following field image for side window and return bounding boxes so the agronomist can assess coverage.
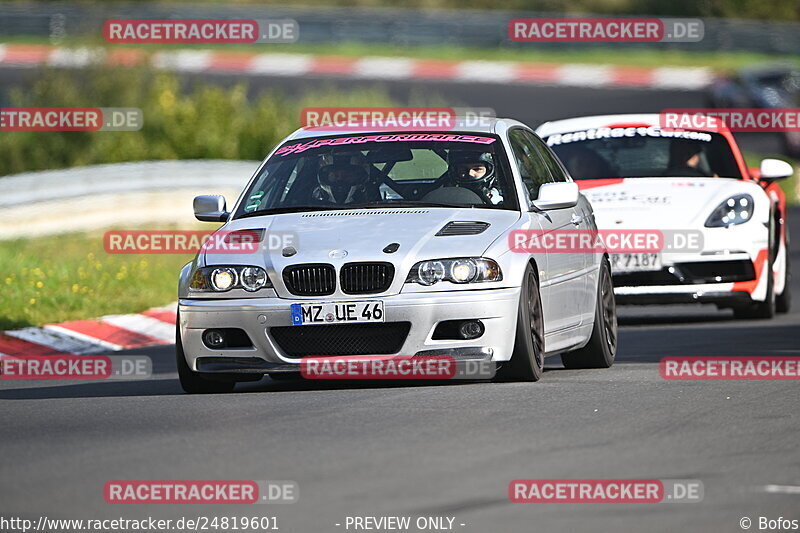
[525,131,569,182]
[509,129,553,199]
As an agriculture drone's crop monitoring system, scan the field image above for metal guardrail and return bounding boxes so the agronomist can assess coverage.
[1,2,799,55]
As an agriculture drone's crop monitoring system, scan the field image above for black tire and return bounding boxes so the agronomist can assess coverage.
[561,257,617,369]
[777,228,791,314]
[495,263,545,382]
[733,258,775,320]
[176,320,236,394]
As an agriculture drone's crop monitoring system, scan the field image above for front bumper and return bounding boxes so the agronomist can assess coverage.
[179,287,520,373]
[612,251,764,306]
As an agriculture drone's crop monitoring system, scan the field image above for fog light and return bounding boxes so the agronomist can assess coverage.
[459,320,484,340]
[203,329,226,348]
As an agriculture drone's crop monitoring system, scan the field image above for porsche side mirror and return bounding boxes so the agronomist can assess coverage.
[193,195,229,222]
[758,158,794,182]
[531,182,579,211]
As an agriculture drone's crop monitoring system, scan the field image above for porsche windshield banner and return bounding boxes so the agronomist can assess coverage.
[545,126,713,146]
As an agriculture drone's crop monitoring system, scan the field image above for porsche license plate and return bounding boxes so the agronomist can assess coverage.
[610,252,662,273]
[290,301,384,325]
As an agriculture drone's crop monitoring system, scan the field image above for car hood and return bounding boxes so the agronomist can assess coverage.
[577,177,760,228]
[204,208,520,285]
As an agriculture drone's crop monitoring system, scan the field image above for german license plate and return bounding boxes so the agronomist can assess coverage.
[610,252,662,273]
[290,301,384,325]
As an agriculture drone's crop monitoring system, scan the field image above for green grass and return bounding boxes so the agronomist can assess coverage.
[0,229,199,330]
[4,36,799,72]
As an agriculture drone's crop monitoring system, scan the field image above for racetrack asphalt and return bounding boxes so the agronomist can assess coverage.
[0,68,798,532]
[2,213,797,532]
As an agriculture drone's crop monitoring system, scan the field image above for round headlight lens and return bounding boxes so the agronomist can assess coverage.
[240,266,268,292]
[418,261,445,286]
[211,267,237,291]
[450,259,478,283]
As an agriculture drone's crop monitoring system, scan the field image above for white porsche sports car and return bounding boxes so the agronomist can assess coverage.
[536,114,793,319]
[176,119,617,393]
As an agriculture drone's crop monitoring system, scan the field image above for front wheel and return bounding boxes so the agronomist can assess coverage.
[561,257,617,369]
[734,249,776,320]
[495,263,545,382]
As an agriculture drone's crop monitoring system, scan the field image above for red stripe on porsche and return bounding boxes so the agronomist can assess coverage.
[142,309,177,325]
[733,249,769,294]
[575,178,625,190]
[53,320,164,348]
[0,334,70,356]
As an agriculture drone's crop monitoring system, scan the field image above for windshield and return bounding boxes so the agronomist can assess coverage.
[544,127,743,180]
[234,133,518,218]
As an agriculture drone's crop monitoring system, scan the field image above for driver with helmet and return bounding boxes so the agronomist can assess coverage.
[448,151,503,204]
[311,152,376,204]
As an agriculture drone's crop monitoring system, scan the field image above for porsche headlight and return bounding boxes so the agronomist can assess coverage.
[705,194,754,227]
[190,266,271,292]
[406,258,502,285]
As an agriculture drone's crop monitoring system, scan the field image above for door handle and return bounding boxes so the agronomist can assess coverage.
[570,214,583,226]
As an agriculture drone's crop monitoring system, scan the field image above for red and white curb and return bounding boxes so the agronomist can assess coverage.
[0,43,712,90]
[0,303,177,357]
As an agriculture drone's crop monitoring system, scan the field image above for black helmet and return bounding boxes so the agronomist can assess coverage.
[317,153,369,204]
[449,151,495,187]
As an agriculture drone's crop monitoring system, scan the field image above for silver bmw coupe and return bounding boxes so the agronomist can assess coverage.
[176,119,616,392]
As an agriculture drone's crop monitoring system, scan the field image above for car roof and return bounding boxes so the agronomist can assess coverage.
[284,117,529,140]
[535,113,731,137]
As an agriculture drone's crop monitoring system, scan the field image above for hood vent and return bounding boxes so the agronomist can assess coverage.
[436,221,490,236]
[301,210,429,218]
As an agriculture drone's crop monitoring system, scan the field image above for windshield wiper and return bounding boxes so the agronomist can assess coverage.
[346,201,472,209]
[235,205,354,219]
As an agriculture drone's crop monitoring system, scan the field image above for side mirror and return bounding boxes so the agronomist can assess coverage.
[531,182,579,211]
[759,159,794,182]
[193,195,229,222]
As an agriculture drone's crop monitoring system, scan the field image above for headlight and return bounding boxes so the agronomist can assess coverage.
[418,261,446,285]
[705,194,754,227]
[406,258,502,285]
[190,266,271,292]
[211,268,237,291]
[240,266,268,292]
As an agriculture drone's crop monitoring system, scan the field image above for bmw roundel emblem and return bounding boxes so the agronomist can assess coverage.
[329,249,348,259]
